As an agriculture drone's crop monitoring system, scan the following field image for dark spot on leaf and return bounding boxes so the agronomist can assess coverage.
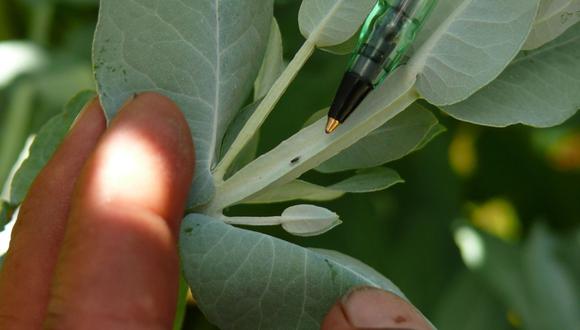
[291,157,300,165]
[184,227,193,234]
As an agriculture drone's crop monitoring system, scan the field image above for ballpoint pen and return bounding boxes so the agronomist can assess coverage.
[325,0,437,134]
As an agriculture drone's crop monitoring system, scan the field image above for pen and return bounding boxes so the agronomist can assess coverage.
[325,0,437,134]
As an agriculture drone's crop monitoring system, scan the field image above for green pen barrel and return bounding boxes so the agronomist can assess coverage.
[349,0,437,86]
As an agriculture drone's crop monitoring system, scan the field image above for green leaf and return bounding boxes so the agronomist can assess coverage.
[9,91,95,205]
[454,224,580,330]
[254,19,285,100]
[317,103,439,173]
[280,204,341,236]
[245,167,403,204]
[433,272,512,330]
[409,0,540,105]
[415,123,447,151]
[180,214,433,329]
[0,82,35,188]
[208,68,418,212]
[0,200,16,232]
[93,0,274,208]
[298,0,375,47]
[321,30,360,55]
[220,101,262,179]
[444,23,580,127]
[330,167,403,192]
[523,0,580,50]
[244,180,345,204]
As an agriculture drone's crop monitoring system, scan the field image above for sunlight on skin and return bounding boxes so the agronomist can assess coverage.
[89,128,174,222]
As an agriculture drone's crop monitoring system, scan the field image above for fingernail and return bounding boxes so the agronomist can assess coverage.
[341,287,432,330]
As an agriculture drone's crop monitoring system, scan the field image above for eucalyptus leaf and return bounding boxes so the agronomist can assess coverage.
[255,19,285,100]
[409,0,540,105]
[281,204,341,236]
[93,0,273,208]
[523,0,580,50]
[444,23,580,127]
[298,0,375,47]
[317,103,439,173]
[245,167,402,204]
[180,214,433,329]
[9,91,95,205]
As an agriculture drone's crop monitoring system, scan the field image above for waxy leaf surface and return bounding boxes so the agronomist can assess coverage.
[179,214,433,329]
[9,91,95,204]
[523,0,580,50]
[410,0,540,105]
[245,167,402,204]
[318,104,440,173]
[93,0,273,207]
[444,23,580,127]
[298,0,375,47]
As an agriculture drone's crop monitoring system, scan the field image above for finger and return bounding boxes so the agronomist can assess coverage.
[0,99,106,329]
[45,93,195,330]
[322,287,433,330]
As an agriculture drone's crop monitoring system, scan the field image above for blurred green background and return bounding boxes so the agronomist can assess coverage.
[0,1,578,329]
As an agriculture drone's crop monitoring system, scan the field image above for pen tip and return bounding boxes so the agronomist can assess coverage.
[325,117,340,134]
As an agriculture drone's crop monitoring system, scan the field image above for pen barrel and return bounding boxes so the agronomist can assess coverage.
[348,0,437,86]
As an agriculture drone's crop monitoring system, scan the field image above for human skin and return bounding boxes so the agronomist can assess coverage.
[0,93,427,330]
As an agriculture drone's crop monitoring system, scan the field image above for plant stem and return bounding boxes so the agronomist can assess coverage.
[172,273,188,330]
[0,1,14,40]
[213,39,316,181]
[222,216,283,226]
[29,3,54,46]
[204,69,419,215]
[0,82,34,191]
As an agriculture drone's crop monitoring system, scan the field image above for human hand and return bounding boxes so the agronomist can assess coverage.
[0,93,195,329]
[0,93,429,330]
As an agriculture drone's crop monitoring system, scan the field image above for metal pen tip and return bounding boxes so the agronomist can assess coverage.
[325,117,341,134]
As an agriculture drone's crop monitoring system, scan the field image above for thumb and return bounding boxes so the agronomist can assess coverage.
[322,287,433,330]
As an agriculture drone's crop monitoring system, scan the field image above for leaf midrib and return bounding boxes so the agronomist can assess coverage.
[310,0,347,41]
[210,0,222,168]
[409,0,473,74]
